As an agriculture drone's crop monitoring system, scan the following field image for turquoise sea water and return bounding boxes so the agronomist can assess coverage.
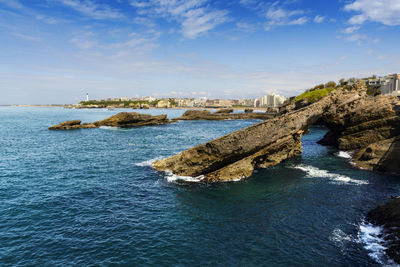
[1,107,400,266]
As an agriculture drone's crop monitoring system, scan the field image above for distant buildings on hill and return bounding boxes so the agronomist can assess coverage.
[366,73,400,96]
[86,93,286,108]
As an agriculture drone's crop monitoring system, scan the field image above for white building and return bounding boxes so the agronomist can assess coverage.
[260,93,285,108]
[366,73,400,96]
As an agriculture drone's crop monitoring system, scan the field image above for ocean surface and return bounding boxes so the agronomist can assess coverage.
[1,107,400,266]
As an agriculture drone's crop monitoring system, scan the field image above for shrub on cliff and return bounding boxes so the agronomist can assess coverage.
[295,87,335,102]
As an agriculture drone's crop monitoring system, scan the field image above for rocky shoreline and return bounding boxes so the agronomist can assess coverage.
[367,197,400,264]
[48,112,170,130]
[172,109,275,121]
[153,82,400,182]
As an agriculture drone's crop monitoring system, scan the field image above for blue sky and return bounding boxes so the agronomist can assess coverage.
[0,0,399,104]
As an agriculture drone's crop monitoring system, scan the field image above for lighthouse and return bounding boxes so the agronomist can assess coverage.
[86,93,89,102]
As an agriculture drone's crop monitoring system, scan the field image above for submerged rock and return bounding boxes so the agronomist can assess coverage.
[173,109,274,121]
[49,112,170,130]
[153,82,400,182]
[367,198,400,264]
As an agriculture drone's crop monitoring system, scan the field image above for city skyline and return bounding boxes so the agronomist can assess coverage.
[1,0,400,104]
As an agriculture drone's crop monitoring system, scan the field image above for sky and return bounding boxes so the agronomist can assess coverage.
[0,0,399,104]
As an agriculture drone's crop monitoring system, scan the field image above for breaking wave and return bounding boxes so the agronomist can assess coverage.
[135,157,165,167]
[358,221,398,266]
[336,151,352,159]
[294,165,368,185]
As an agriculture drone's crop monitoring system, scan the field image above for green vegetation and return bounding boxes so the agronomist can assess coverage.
[295,87,336,102]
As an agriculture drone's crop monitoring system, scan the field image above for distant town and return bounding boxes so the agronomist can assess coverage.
[77,92,286,110]
[69,73,399,110]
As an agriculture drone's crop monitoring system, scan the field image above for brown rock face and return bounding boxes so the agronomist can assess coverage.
[48,120,97,130]
[92,112,169,127]
[153,82,400,182]
[49,112,170,130]
[367,198,400,264]
[153,90,333,181]
[214,108,234,114]
[173,109,274,121]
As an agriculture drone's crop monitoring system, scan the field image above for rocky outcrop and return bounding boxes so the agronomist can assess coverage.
[317,89,400,175]
[153,82,400,182]
[367,197,400,264]
[48,120,97,130]
[173,109,274,121]
[214,108,234,114]
[154,90,334,181]
[49,112,170,130]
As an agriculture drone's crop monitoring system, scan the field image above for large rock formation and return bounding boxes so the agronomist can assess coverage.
[153,82,400,182]
[153,89,335,181]
[173,109,274,121]
[49,112,170,130]
[367,197,400,264]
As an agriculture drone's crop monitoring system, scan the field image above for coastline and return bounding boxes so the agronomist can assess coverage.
[7,104,269,111]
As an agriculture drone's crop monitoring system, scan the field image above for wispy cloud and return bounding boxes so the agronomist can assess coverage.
[342,26,359,34]
[0,0,24,10]
[59,0,124,19]
[264,3,308,30]
[130,0,228,39]
[344,0,400,26]
[314,15,325,23]
[12,32,42,42]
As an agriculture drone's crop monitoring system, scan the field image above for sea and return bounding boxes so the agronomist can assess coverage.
[1,107,400,266]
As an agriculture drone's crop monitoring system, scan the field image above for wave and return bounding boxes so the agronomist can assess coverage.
[135,157,165,167]
[358,221,399,266]
[99,126,121,130]
[164,170,204,183]
[293,165,368,185]
[135,157,204,183]
[336,151,352,159]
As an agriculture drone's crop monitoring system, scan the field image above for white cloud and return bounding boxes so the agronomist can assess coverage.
[59,0,123,19]
[0,0,24,10]
[236,22,257,32]
[130,0,228,39]
[264,3,308,30]
[12,32,42,42]
[345,0,400,25]
[345,33,367,42]
[314,15,325,23]
[342,26,359,34]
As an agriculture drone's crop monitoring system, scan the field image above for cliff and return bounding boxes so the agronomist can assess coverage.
[153,82,400,182]
[49,112,170,130]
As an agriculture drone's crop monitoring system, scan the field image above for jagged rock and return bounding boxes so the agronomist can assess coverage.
[214,108,233,114]
[92,112,169,127]
[367,197,400,264]
[173,109,274,121]
[48,120,97,130]
[153,82,400,182]
[154,91,333,181]
[49,112,170,130]
[244,109,253,113]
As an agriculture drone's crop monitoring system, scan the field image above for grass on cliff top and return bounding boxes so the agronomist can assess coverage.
[295,87,336,102]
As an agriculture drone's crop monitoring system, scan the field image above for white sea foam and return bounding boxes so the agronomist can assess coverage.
[294,165,368,185]
[99,126,121,130]
[164,170,204,183]
[330,228,354,244]
[135,157,165,167]
[336,151,352,159]
[357,222,400,266]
